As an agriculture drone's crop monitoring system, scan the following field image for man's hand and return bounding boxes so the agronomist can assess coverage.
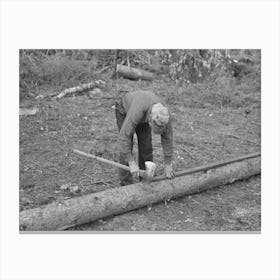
[128,160,140,179]
[164,163,175,179]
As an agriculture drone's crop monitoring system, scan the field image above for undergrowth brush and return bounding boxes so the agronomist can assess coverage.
[180,73,260,109]
[20,50,261,110]
[20,52,98,98]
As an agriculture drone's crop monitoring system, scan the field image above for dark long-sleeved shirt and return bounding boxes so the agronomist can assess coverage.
[118,90,173,164]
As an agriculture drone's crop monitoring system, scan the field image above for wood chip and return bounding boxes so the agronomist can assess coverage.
[19,108,38,116]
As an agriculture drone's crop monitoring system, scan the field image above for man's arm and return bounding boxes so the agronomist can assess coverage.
[118,117,135,163]
[118,108,144,163]
[161,120,173,165]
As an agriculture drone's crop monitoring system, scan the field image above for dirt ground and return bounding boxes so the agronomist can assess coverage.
[19,74,261,231]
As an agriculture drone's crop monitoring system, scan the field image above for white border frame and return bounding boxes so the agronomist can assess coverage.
[1,0,280,279]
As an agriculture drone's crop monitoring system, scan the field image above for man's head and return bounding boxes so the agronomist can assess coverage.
[149,103,170,134]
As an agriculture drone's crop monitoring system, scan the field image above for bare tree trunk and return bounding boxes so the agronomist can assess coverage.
[19,156,261,231]
[112,49,120,79]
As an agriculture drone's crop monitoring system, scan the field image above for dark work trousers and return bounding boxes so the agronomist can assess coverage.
[115,100,153,186]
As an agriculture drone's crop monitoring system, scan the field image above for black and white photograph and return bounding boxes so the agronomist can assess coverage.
[19,49,261,231]
[1,0,280,279]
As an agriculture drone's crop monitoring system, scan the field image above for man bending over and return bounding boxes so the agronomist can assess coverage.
[115,90,174,186]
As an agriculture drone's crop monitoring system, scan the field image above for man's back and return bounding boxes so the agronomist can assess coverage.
[121,90,161,117]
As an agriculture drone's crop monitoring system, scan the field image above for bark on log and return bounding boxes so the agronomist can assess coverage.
[116,64,154,81]
[19,156,261,231]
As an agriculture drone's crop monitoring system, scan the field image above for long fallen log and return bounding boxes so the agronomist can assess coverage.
[52,80,106,99]
[19,154,261,231]
[116,64,154,81]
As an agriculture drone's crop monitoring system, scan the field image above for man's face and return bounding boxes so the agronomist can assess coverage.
[150,122,165,135]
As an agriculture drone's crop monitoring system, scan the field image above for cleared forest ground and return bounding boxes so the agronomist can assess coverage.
[19,69,261,231]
